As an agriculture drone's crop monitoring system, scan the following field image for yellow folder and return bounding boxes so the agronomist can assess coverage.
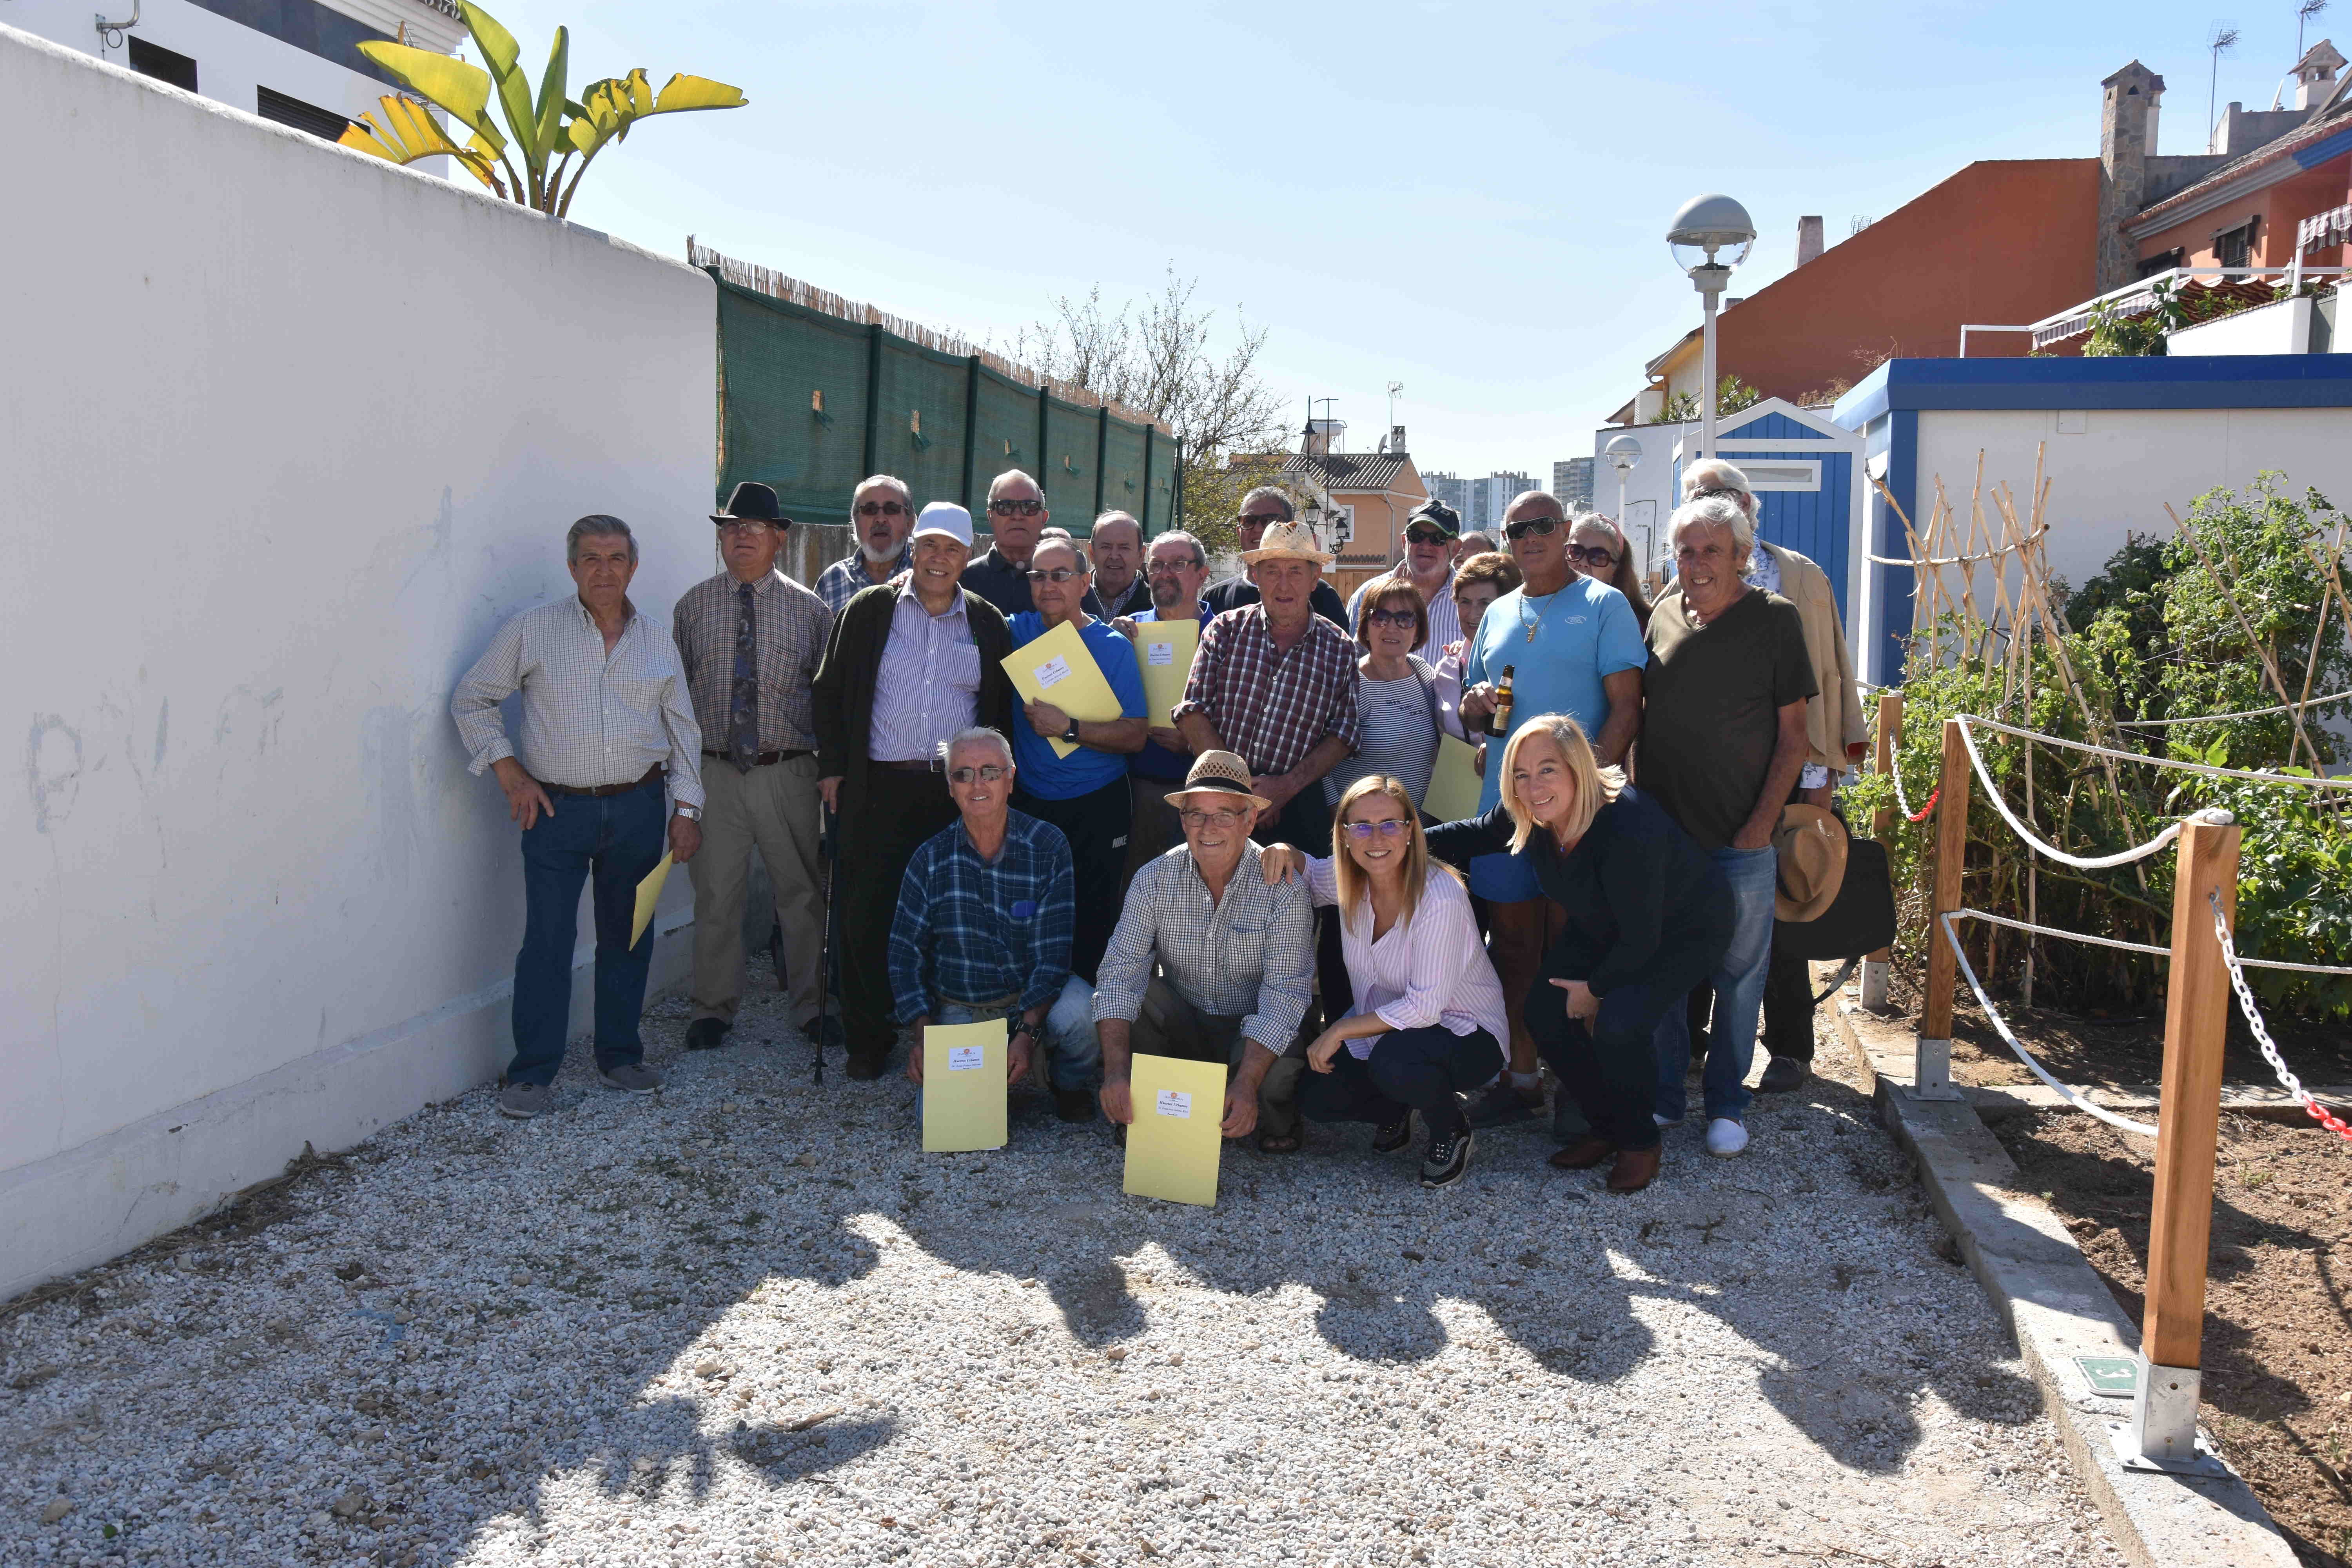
[1423,735,1484,823]
[1003,619,1126,758]
[922,1021,1008,1152]
[1122,1053,1227,1207]
[1130,617,1199,727]
[630,852,674,949]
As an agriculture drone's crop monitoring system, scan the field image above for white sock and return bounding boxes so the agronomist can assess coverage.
[1510,1071,1541,1092]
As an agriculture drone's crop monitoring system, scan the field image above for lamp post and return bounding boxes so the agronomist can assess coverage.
[1604,433,1644,573]
[1667,193,1757,461]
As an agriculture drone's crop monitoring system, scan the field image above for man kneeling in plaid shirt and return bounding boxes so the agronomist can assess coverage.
[887,727,1102,1122]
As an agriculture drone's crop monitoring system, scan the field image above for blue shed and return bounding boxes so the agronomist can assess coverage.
[1670,397,1867,635]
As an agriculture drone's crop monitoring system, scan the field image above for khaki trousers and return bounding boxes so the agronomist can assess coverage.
[690,754,825,1028]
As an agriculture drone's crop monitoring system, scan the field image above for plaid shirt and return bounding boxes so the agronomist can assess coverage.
[889,811,1074,1023]
[1093,842,1313,1049]
[671,568,832,753]
[450,597,705,808]
[1172,604,1362,777]
[815,544,911,617]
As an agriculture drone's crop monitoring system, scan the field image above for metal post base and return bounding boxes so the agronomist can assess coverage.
[1859,958,1891,1012]
[1910,1036,1965,1101]
[2114,1361,2229,1477]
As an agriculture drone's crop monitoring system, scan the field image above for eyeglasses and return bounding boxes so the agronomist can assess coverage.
[1403,526,1452,546]
[1342,819,1409,840]
[1566,544,1618,568]
[1503,516,1561,540]
[717,520,774,535]
[947,764,1009,784]
[988,498,1044,518]
[855,500,909,517]
[1025,567,1085,583]
[1365,608,1419,630]
[1147,559,1203,576]
[1236,511,1287,526]
[1179,807,1248,828]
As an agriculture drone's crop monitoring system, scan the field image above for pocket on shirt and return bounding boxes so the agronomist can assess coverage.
[1223,919,1267,969]
[945,639,981,693]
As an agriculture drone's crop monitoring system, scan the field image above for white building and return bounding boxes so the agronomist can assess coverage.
[7,0,460,139]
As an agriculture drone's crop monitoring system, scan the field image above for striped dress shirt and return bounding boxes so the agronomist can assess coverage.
[1171,605,1362,778]
[888,812,1074,1022]
[1303,857,1508,1055]
[672,568,833,753]
[1093,842,1314,1049]
[450,597,705,808]
[816,544,911,617]
[1346,569,1462,656]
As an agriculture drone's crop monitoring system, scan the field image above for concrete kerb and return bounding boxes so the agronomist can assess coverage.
[1831,990,2298,1568]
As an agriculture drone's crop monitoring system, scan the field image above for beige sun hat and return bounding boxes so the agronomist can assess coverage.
[1772,804,1848,923]
[1163,750,1274,813]
[1239,519,1334,568]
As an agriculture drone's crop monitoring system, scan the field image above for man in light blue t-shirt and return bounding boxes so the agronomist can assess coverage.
[1008,535,1149,988]
[1456,488,1646,1129]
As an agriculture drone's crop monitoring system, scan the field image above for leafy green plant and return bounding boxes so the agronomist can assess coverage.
[337,2,746,217]
[1648,377,1760,425]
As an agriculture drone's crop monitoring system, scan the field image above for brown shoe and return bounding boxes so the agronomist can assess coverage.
[1606,1144,1662,1192]
[1549,1136,1616,1171]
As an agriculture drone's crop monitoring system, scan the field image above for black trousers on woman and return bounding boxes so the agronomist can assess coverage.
[1523,928,1726,1152]
[1296,1025,1502,1133]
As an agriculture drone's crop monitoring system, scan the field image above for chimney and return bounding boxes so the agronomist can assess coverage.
[1388,424,1406,453]
[2298,39,2346,111]
[1795,215,1825,267]
[2098,60,2165,291]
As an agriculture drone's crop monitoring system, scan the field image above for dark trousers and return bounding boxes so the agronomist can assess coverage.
[1297,1026,1501,1132]
[1131,974,1249,1066]
[509,775,667,1087]
[1525,931,1725,1151]
[1254,786,1350,1019]
[838,768,956,1060]
[1762,946,1817,1062]
[1014,776,1132,985]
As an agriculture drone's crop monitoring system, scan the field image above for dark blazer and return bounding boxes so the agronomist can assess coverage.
[813,583,1014,810]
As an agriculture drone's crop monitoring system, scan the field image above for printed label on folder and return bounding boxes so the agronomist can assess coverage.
[1156,1089,1192,1118]
[948,1046,984,1072]
[1034,655,1072,689]
[1146,642,1176,666]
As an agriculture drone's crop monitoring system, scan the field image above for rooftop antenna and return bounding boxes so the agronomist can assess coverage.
[1386,381,1403,433]
[2301,0,2330,60]
[2208,20,2242,151]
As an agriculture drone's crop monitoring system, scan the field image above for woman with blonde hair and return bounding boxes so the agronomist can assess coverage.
[1417,715,1732,1191]
[1259,775,1507,1188]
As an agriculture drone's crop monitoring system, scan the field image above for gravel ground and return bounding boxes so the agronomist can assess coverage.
[2,964,2127,1568]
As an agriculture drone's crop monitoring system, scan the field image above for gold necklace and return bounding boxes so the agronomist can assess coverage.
[1518,586,1553,644]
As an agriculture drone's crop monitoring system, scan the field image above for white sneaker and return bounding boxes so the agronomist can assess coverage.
[1705,1117,1749,1157]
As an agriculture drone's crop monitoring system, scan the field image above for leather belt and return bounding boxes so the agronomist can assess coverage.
[878,758,944,773]
[541,763,664,798]
[702,748,811,767]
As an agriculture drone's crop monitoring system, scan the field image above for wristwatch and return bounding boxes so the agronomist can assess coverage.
[675,804,702,822]
[1061,718,1082,744]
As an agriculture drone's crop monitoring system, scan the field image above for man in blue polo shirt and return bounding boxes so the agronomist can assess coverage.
[1457,488,1648,1130]
[1009,534,1149,990]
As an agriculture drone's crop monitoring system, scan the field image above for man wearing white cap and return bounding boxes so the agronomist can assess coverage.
[814,501,1016,1078]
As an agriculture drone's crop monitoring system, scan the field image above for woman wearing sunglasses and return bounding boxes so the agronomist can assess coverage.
[1261,776,1506,1188]
[1568,515,1653,632]
[1321,580,1444,812]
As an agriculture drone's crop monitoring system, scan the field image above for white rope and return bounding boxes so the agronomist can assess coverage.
[1939,913,2159,1138]
[1963,713,2352,791]
[1866,524,2048,568]
[1950,906,2168,956]
[1887,748,1920,821]
[1955,719,2198,869]
[2209,891,2352,1135]
[2115,689,2352,728]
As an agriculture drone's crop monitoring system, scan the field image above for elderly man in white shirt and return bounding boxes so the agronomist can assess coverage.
[451,514,705,1120]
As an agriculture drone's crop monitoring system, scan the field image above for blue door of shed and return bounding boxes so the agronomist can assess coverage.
[1670,403,1860,623]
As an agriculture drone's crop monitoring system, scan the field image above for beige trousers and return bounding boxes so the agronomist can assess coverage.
[690,753,825,1028]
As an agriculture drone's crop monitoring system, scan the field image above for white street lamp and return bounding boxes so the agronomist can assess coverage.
[1603,433,1644,573]
[1667,193,1756,461]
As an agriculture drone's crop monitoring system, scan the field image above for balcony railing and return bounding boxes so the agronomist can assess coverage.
[2025,266,2348,352]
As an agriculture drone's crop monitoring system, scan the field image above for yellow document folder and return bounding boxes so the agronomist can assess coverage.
[1130,617,1199,727]
[1123,1053,1227,1207]
[1423,735,1484,823]
[1003,619,1125,758]
[922,1021,1007,1152]
[630,852,674,949]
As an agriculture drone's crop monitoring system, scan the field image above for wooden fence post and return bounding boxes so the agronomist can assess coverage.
[1860,690,1903,1010]
[2125,814,2241,1472]
[1915,717,1969,1099]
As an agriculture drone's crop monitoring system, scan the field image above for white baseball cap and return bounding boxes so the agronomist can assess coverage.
[912,501,974,547]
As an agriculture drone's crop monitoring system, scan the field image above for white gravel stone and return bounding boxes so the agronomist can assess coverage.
[0,970,2127,1566]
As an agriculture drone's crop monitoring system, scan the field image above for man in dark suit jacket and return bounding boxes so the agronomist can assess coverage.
[814,502,1014,1078]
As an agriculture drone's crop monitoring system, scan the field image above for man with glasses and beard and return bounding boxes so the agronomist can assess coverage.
[962,468,1051,615]
[1346,498,1465,653]
[816,475,917,616]
[1202,486,1348,628]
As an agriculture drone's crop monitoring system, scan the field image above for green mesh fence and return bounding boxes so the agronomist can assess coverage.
[714,278,1179,535]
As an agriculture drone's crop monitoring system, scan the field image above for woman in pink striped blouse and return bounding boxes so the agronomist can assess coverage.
[1264,776,1507,1189]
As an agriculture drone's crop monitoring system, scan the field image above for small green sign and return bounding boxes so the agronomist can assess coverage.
[2074,1356,2140,1397]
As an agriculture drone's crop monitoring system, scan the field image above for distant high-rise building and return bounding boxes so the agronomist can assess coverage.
[1553,458,1595,512]
[1469,472,1539,528]
[1424,471,1470,520]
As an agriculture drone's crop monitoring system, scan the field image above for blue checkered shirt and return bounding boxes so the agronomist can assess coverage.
[815,545,912,616]
[889,811,1075,1023]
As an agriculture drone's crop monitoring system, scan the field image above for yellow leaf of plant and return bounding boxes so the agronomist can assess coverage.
[352,41,498,145]
[337,120,399,160]
[650,73,748,113]
[456,0,519,76]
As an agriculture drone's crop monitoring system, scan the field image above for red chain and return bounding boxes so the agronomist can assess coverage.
[1908,786,1940,823]
[2303,1098,2352,1143]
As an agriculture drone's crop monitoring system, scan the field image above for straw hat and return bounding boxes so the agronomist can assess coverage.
[1772,804,1847,923]
[1239,519,1334,567]
[1163,750,1274,813]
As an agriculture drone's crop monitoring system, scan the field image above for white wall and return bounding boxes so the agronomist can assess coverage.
[0,25,717,1299]
[2168,296,2318,357]
[1589,420,1699,579]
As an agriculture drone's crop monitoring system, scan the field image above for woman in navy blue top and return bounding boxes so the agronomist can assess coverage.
[1422,713,1731,1191]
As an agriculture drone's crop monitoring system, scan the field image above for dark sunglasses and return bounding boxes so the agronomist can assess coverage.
[855,500,909,517]
[988,498,1044,518]
[1566,544,1618,568]
[1404,526,1452,546]
[1364,608,1419,630]
[1236,511,1287,526]
[1024,566,1085,583]
[1503,516,1561,540]
[947,764,1009,784]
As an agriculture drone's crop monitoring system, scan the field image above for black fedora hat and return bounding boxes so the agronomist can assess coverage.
[711,481,792,526]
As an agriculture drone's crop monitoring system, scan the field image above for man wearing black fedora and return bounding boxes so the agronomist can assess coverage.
[671,482,837,1055]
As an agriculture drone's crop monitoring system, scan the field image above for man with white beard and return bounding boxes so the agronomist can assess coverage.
[815,474,917,615]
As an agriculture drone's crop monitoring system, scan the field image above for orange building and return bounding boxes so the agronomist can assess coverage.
[1281,426,1431,603]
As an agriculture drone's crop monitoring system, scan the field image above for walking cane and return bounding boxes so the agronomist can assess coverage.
[811,800,838,1085]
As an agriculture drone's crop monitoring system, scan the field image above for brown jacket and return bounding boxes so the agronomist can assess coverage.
[1759,541,1867,775]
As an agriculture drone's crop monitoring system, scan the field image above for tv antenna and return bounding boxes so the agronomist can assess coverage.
[1386,381,1404,431]
[2207,20,2241,150]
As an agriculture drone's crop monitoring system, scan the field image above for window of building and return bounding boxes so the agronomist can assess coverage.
[2136,248,2183,279]
[126,37,199,93]
[2214,219,2259,271]
[256,86,356,142]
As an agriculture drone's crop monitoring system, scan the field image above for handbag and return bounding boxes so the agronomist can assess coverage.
[1772,825,1896,962]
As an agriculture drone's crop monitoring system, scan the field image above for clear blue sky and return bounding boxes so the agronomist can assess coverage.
[479,0,2339,478]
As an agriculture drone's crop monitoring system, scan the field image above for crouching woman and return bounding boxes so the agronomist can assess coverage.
[1423,714,1730,1192]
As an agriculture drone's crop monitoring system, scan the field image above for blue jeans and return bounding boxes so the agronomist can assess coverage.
[508,776,666,1087]
[1653,844,1777,1123]
[917,976,1102,1114]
